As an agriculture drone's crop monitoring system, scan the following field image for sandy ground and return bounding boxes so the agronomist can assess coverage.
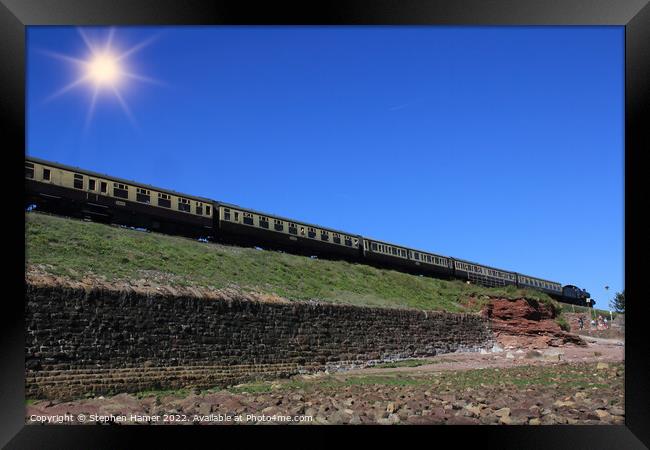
[346,336,624,375]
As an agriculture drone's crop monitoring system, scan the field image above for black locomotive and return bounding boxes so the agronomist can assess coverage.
[25,156,595,308]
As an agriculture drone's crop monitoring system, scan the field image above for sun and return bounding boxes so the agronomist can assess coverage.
[42,28,161,128]
[86,53,122,86]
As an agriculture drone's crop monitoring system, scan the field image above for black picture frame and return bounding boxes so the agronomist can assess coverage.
[2,0,648,448]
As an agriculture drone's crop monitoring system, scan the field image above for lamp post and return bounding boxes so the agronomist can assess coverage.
[604,285,610,328]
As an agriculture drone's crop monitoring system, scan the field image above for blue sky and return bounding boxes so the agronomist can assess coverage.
[26,26,624,308]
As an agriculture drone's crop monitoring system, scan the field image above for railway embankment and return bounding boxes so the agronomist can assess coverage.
[25,211,558,312]
[25,212,588,400]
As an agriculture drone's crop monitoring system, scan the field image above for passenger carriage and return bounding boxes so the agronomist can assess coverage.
[25,157,214,239]
[217,203,362,261]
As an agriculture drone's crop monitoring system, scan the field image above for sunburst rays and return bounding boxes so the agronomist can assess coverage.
[40,27,163,129]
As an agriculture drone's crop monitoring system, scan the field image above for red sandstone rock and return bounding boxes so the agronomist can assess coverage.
[481,298,586,349]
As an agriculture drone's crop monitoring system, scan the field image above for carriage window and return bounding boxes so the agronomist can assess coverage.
[43,168,51,181]
[113,182,128,199]
[243,213,254,225]
[274,219,284,232]
[320,231,329,241]
[345,237,353,247]
[300,226,305,236]
[333,233,341,244]
[136,188,150,204]
[196,203,203,215]
[178,198,191,212]
[74,174,84,189]
[206,205,211,216]
[289,223,298,235]
[224,208,231,221]
[371,243,377,251]
[259,216,269,229]
[25,162,34,179]
[158,193,171,208]
[308,228,316,239]
[100,181,107,193]
[88,179,95,190]
[414,253,420,260]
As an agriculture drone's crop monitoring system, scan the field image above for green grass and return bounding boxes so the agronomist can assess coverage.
[555,316,570,332]
[221,362,624,394]
[133,388,190,400]
[224,375,430,393]
[25,211,558,312]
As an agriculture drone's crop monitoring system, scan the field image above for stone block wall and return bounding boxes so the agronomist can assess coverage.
[26,283,493,400]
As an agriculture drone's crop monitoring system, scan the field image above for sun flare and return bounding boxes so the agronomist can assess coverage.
[42,28,161,128]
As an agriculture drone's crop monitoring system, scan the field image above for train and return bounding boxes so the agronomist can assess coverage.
[25,156,595,307]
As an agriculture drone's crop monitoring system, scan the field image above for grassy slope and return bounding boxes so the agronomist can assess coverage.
[25,212,557,313]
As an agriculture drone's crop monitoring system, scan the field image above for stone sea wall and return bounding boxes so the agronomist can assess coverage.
[25,283,493,400]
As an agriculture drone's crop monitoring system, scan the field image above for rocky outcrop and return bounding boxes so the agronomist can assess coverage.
[481,298,586,349]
